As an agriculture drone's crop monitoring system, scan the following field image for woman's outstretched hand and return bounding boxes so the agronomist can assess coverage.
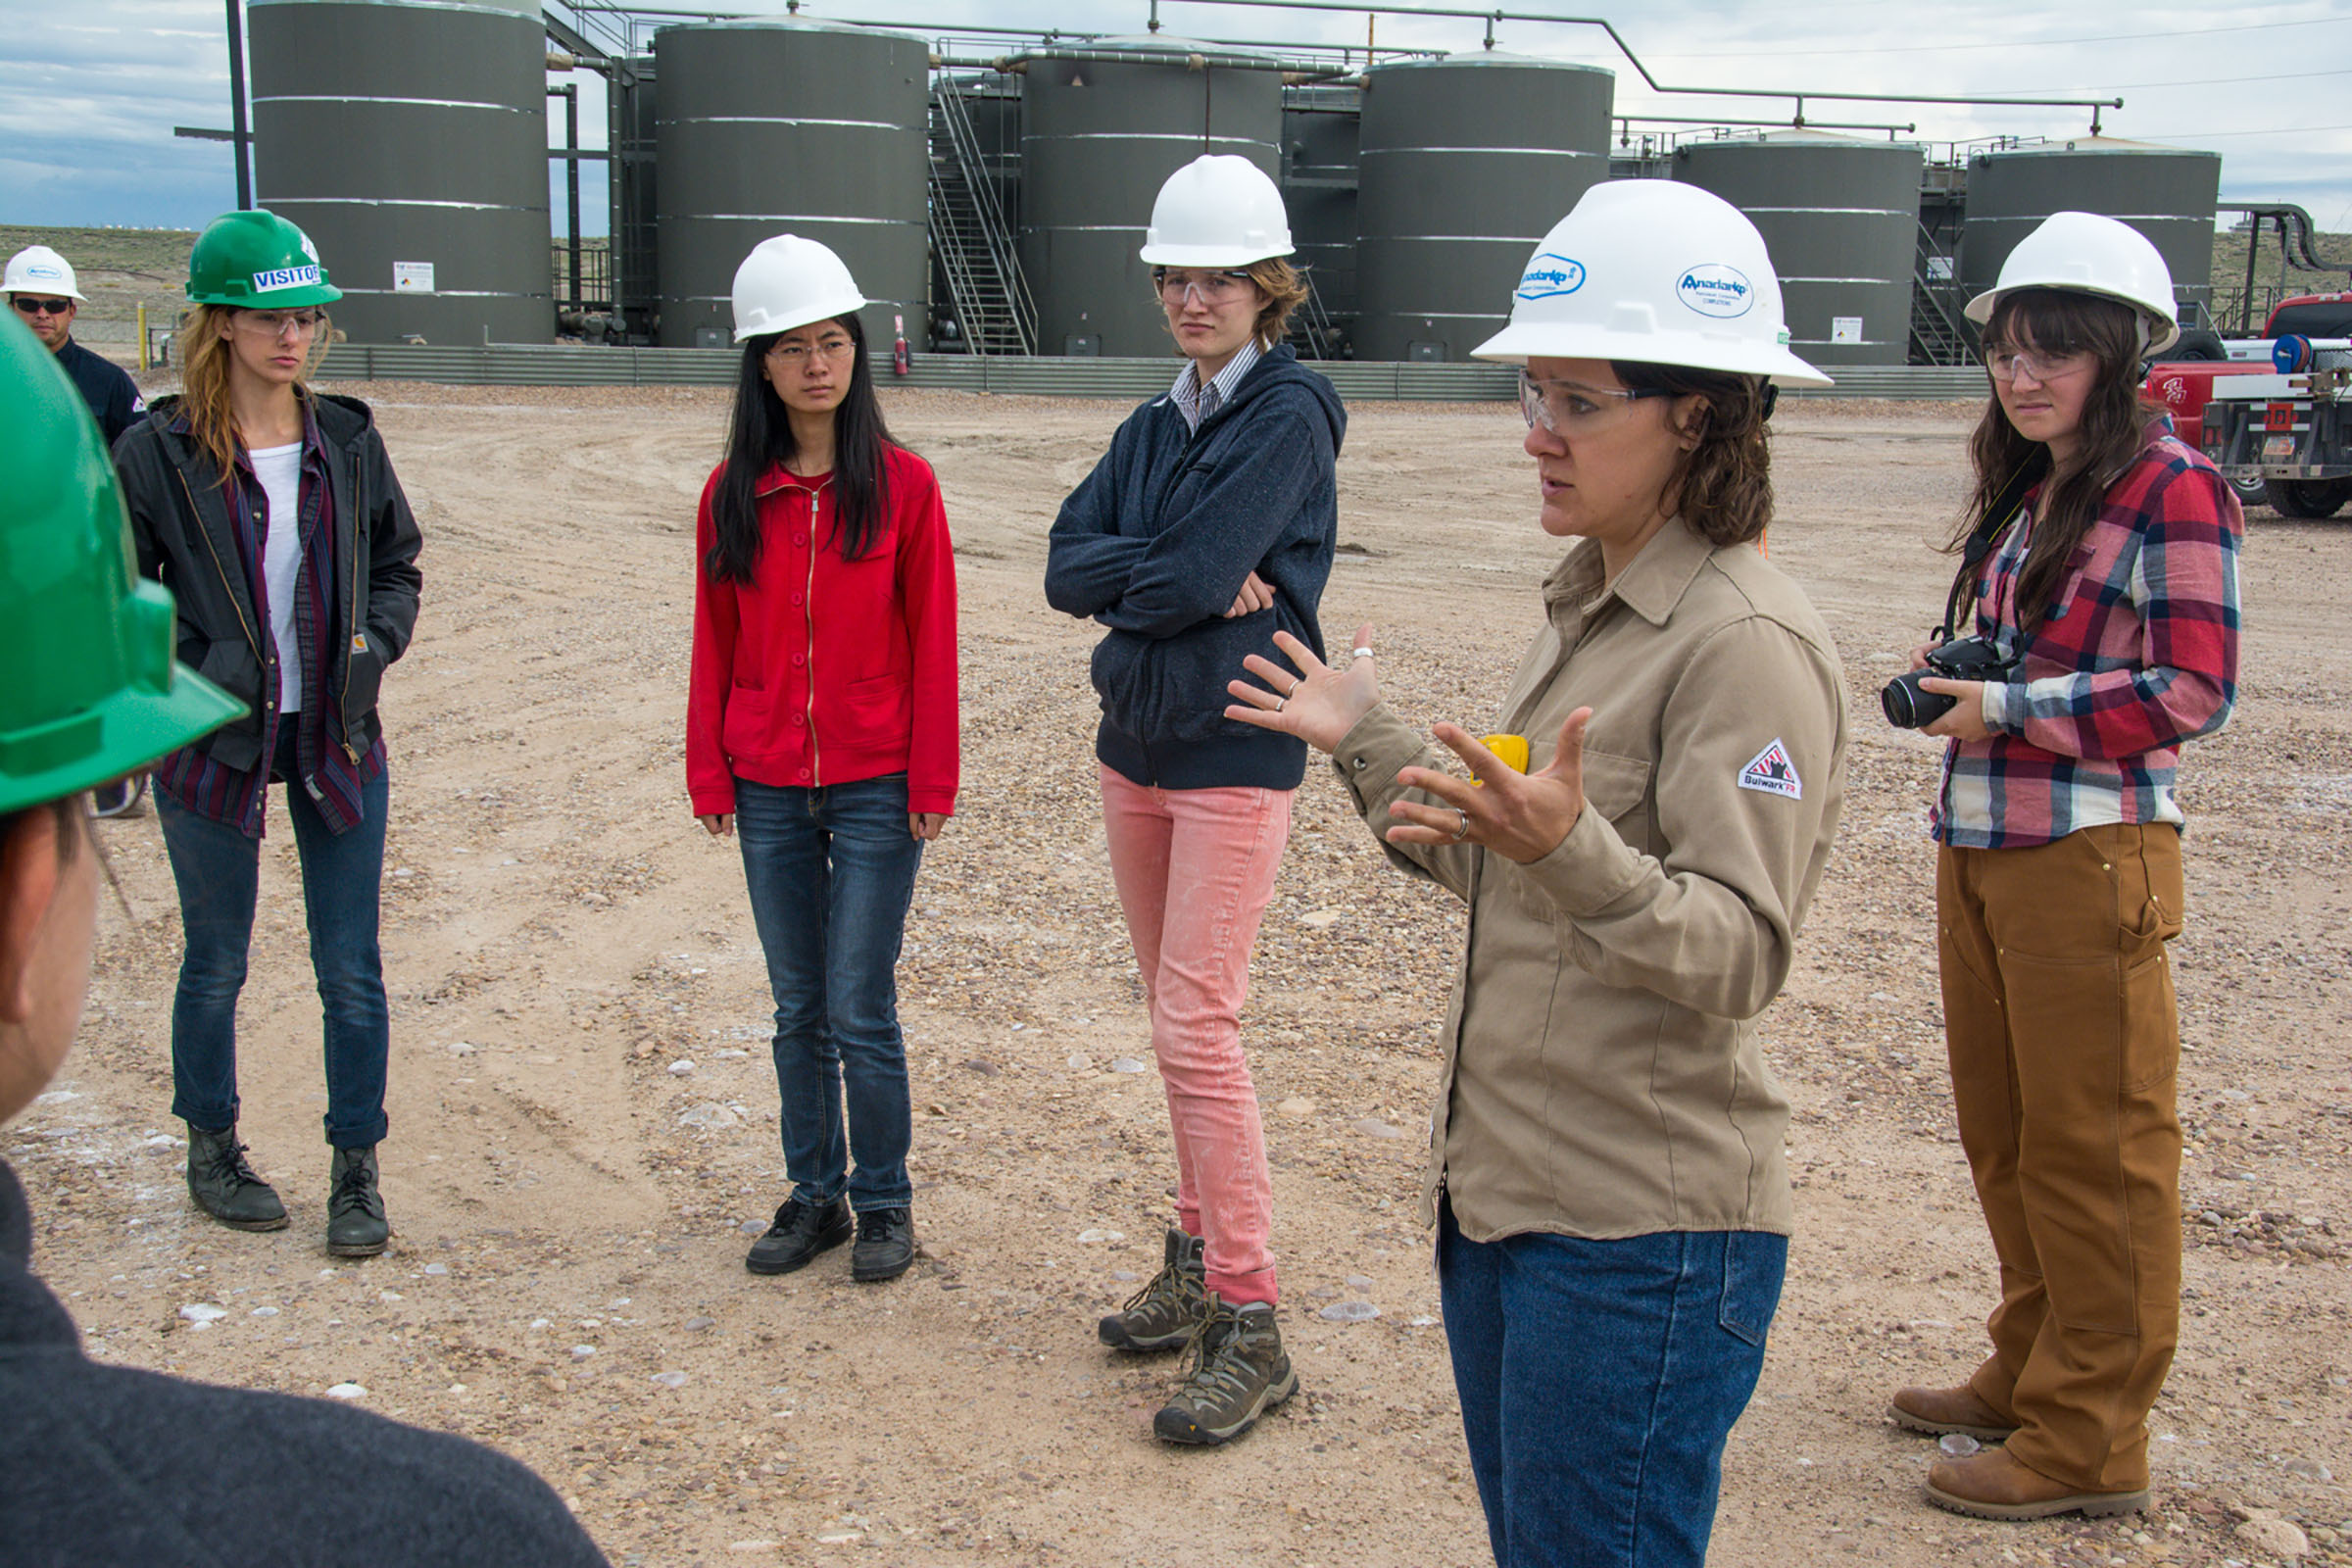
[1225,622,1381,754]
[1385,707,1592,865]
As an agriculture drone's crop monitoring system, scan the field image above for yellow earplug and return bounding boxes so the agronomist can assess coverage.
[1475,733,1530,784]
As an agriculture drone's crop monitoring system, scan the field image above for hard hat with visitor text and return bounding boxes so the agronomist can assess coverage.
[1964,211,2180,355]
[0,317,244,814]
[186,209,342,310]
[731,234,867,343]
[1139,155,1294,269]
[4,245,86,302]
[1471,180,1832,388]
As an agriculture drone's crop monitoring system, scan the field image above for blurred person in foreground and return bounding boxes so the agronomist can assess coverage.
[112,210,421,1256]
[1884,212,2242,1522]
[1226,180,1846,1565]
[0,311,607,1565]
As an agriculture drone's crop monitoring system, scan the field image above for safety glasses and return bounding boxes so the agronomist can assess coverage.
[1153,269,1255,307]
[1518,371,1674,436]
[1982,344,2094,384]
[11,297,73,317]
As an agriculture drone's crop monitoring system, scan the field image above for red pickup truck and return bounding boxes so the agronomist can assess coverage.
[2143,294,2352,514]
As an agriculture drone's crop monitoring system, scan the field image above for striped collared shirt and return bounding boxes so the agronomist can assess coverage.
[1932,424,2242,850]
[1169,336,1262,434]
[156,402,385,838]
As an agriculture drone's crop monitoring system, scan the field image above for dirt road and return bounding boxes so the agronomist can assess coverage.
[15,384,2348,1566]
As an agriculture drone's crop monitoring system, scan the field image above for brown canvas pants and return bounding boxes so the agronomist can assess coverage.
[1936,822,2184,1494]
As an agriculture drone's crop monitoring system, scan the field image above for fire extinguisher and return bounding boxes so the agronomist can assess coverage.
[893,313,911,376]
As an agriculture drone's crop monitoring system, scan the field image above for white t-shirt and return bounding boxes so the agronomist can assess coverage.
[249,441,305,714]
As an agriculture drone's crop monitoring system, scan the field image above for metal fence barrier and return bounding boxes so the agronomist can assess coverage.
[316,344,1985,401]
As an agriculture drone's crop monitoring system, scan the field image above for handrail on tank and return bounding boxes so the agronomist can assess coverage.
[1147,0,2125,133]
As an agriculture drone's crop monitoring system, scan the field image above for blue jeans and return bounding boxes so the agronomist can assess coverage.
[1438,1199,1788,1568]
[735,773,924,1212]
[157,725,391,1148]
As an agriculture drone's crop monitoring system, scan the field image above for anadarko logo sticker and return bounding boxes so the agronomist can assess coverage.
[1516,253,1586,301]
[253,265,320,292]
[1677,264,1753,319]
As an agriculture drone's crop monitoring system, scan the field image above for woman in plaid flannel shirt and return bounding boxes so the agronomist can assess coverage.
[1889,214,2243,1522]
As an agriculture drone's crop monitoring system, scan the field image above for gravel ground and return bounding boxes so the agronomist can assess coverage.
[11,385,2347,1567]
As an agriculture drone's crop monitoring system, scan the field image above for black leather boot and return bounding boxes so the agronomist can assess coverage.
[184,1123,288,1232]
[326,1146,390,1257]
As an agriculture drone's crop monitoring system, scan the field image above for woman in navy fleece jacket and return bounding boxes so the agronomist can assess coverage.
[1044,154,1345,1447]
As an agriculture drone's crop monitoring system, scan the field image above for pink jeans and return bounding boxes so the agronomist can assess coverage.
[1098,764,1292,1306]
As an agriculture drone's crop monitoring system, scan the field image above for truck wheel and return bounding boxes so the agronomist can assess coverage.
[2229,472,2268,508]
[2263,478,2352,518]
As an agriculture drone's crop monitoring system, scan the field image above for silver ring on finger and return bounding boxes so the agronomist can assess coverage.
[1274,694,1289,713]
[1451,808,1471,842]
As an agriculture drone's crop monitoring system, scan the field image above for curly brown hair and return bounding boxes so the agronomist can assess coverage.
[1246,257,1309,348]
[1611,362,1776,546]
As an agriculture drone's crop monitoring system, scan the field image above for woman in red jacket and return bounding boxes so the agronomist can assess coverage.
[687,235,958,1286]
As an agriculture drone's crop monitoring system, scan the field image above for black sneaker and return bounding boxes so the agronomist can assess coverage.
[745,1197,852,1276]
[184,1122,288,1232]
[1153,1295,1296,1446]
[1099,1227,1206,1351]
[326,1146,390,1257]
[850,1207,915,1283]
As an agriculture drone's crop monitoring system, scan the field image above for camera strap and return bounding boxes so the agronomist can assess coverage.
[1938,466,2039,641]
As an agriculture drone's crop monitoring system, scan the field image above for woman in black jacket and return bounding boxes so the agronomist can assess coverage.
[113,209,422,1257]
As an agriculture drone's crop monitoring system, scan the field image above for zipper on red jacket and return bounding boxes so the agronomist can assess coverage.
[804,484,821,786]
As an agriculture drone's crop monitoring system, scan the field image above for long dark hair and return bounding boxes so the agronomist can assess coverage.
[1951,288,2152,630]
[705,313,897,584]
[1612,361,1775,546]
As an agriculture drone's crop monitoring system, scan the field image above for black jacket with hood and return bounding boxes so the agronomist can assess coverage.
[113,392,423,775]
[1044,344,1347,791]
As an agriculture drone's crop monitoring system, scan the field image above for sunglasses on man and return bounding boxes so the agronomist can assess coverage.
[11,297,74,317]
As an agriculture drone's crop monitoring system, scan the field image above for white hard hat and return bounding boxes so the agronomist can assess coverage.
[729,234,867,343]
[1471,181,1832,389]
[1965,211,2180,356]
[1139,155,1294,269]
[4,245,87,302]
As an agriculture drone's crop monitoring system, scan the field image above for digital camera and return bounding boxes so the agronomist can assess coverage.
[1880,635,2016,729]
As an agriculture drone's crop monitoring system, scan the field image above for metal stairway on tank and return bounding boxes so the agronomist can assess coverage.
[1909,222,1975,368]
[927,78,1035,357]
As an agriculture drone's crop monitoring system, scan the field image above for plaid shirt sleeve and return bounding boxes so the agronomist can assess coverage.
[1984,441,2243,761]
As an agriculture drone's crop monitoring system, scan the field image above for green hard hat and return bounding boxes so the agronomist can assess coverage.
[0,316,245,814]
[186,208,343,309]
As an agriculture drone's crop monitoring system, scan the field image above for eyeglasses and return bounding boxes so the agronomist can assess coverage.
[1518,372,1674,436]
[1153,269,1255,307]
[234,309,323,338]
[766,335,857,366]
[1983,345,2093,383]
[11,297,74,317]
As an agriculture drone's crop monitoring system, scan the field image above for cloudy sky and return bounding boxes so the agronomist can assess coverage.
[6,0,2347,243]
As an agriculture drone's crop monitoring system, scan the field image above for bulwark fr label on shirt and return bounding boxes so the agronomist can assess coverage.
[1739,739,1802,800]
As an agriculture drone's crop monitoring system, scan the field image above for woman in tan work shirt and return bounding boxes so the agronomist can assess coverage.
[1229,182,1848,1567]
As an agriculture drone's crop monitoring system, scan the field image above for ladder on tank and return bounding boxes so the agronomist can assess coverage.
[927,78,1036,357]
[1909,222,1976,368]
[1286,274,1339,361]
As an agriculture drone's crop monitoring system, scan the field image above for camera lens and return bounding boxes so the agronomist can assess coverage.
[1880,668,1955,729]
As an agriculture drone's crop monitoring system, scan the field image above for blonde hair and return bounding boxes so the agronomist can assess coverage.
[174,304,333,482]
[1246,257,1308,347]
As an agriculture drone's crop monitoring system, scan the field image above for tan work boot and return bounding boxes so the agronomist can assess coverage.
[1890,1383,2020,1442]
[1926,1448,2148,1521]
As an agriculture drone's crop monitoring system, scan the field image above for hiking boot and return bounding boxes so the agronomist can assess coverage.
[745,1196,852,1276]
[184,1122,288,1232]
[851,1207,915,1283]
[1099,1227,1207,1351]
[326,1146,390,1257]
[1153,1295,1297,1446]
[1925,1448,2148,1521]
[1890,1383,2021,1443]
